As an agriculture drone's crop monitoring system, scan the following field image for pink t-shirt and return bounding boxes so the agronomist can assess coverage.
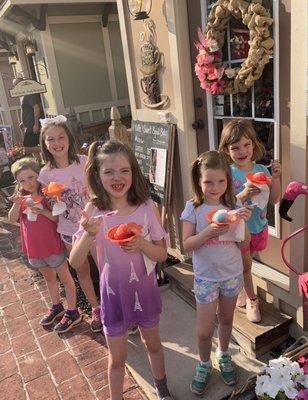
[38,155,89,236]
[20,198,64,259]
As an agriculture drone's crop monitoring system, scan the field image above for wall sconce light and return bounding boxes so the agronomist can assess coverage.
[8,52,18,65]
[25,39,37,56]
[127,0,152,20]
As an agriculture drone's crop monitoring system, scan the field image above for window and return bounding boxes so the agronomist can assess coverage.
[202,0,280,236]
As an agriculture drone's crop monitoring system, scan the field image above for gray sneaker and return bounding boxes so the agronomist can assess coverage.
[155,387,173,400]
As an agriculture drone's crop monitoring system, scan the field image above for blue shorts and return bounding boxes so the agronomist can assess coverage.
[28,252,67,269]
[193,274,243,304]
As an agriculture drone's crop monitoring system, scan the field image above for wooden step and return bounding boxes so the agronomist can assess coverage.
[165,263,293,358]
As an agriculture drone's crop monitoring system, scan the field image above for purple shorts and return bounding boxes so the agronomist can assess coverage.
[250,226,268,252]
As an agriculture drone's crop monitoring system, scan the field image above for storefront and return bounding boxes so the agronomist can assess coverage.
[0,0,130,142]
[115,0,307,336]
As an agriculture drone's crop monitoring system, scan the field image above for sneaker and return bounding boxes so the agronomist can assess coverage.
[236,289,247,307]
[91,306,103,333]
[190,362,213,395]
[154,387,174,400]
[40,304,65,326]
[246,298,261,323]
[128,326,139,335]
[54,310,82,333]
[216,353,237,386]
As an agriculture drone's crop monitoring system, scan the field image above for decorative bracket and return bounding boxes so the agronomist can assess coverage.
[102,3,113,27]
[11,5,48,31]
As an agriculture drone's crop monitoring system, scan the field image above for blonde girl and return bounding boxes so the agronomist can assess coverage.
[181,151,251,395]
[70,140,173,400]
[219,119,281,323]
[8,157,81,332]
[38,116,101,332]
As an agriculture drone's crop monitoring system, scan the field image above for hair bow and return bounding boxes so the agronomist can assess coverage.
[40,115,67,128]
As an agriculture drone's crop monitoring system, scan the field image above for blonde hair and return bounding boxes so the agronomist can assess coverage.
[85,140,150,211]
[218,119,264,162]
[191,150,236,208]
[40,121,80,168]
[11,157,41,194]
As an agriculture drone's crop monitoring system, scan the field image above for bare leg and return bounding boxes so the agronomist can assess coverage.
[105,333,128,400]
[139,323,166,379]
[39,267,60,304]
[241,251,256,299]
[217,296,237,352]
[196,300,218,361]
[55,259,77,310]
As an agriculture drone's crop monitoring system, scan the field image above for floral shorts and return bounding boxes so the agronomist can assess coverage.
[193,274,243,304]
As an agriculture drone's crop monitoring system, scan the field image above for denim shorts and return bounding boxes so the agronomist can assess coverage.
[60,234,73,245]
[193,274,243,304]
[28,252,67,269]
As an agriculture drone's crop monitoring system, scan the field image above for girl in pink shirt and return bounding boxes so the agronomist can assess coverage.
[38,116,101,332]
[8,157,81,333]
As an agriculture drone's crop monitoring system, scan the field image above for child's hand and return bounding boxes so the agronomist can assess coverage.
[8,193,22,204]
[80,210,102,237]
[29,206,44,215]
[204,223,229,239]
[240,185,261,201]
[269,160,282,180]
[120,235,145,253]
[236,206,252,221]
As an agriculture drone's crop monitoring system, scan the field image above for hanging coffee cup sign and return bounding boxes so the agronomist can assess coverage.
[139,19,169,109]
[140,73,161,104]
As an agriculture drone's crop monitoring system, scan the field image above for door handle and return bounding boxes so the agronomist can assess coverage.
[192,119,204,130]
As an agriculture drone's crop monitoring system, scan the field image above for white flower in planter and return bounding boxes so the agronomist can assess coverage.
[255,356,307,400]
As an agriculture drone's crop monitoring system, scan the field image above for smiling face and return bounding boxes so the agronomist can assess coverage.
[16,168,39,195]
[226,135,254,170]
[199,167,228,205]
[43,126,69,163]
[99,153,132,203]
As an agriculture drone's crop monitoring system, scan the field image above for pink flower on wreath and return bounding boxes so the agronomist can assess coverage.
[208,80,226,94]
[194,26,226,95]
[196,52,215,66]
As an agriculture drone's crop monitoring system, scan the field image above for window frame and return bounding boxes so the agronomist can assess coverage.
[201,0,280,238]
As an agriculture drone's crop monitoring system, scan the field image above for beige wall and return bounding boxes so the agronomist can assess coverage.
[50,22,112,108]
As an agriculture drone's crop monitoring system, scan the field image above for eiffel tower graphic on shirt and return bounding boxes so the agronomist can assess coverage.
[129,261,139,283]
[106,281,115,295]
[134,291,142,312]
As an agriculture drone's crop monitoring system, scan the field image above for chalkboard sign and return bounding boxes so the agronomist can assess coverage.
[131,120,175,207]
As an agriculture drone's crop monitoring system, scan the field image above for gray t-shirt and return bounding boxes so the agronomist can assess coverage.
[21,94,40,133]
[180,200,243,281]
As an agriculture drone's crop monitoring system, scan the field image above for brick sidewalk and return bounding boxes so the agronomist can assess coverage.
[0,220,146,400]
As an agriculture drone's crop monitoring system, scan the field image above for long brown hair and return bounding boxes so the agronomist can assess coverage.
[85,140,150,211]
[218,119,265,162]
[40,121,80,168]
[11,157,41,195]
[191,150,236,208]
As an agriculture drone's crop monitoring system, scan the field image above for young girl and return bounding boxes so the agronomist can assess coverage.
[219,119,281,323]
[8,157,81,333]
[181,151,251,395]
[69,140,173,400]
[38,116,101,332]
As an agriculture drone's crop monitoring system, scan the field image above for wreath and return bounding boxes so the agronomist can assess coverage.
[195,0,274,95]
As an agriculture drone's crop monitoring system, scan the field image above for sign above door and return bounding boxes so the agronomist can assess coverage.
[9,79,46,97]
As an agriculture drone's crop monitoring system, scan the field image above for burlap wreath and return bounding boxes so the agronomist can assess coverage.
[195,0,274,95]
